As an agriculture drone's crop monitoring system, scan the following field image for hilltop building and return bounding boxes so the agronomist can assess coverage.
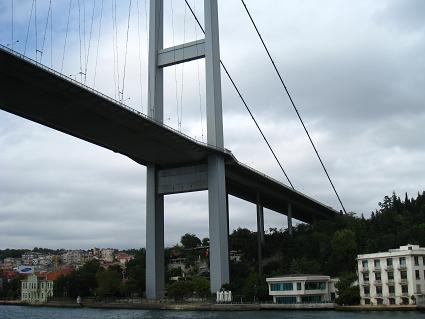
[357,244,425,305]
[21,274,53,304]
[266,275,338,304]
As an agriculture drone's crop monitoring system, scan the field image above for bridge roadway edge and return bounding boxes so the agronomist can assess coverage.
[0,45,337,224]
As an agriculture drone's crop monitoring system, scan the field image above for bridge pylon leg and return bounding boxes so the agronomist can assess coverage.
[208,154,230,292]
[146,164,165,299]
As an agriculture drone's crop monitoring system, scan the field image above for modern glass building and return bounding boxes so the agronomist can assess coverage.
[266,275,338,304]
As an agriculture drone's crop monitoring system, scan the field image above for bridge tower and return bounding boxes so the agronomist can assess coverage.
[146,0,229,299]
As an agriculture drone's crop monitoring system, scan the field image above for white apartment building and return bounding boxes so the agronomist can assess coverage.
[21,274,53,304]
[101,248,115,263]
[357,244,425,305]
[266,275,338,304]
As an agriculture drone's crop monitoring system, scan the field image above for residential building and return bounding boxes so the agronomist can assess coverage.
[21,274,53,304]
[115,252,134,267]
[61,250,83,266]
[357,244,425,305]
[266,275,338,304]
[101,249,115,263]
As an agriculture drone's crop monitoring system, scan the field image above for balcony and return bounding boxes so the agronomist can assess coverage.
[361,281,370,286]
[375,293,383,298]
[363,293,370,297]
[374,280,382,286]
[385,265,393,271]
[388,292,395,297]
[360,268,369,273]
[398,265,407,270]
[400,278,408,284]
[387,279,394,285]
[373,267,381,272]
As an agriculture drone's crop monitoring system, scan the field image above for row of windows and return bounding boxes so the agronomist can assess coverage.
[275,295,323,304]
[363,284,409,295]
[362,269,425,282]
[364,297,410,305]
[270,281,327,291]
[22,282,53,289]
[362,256,425,269]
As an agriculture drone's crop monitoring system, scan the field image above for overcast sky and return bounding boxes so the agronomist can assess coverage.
[0,0,424,249]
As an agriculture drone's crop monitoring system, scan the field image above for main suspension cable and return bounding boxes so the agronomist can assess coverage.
[240,0,347,214]
[184,0,294,189]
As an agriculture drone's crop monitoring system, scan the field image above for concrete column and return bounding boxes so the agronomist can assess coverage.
[145,164,164,299]
[256,194,264,279]
[146,0,164,300]
[147,0,163,121]
[208,154,229,292]
[287,202,293,236]
[204,0,229,293]
[204,0,224,148]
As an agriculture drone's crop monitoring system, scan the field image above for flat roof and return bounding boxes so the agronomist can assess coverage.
[266,275,331,282]
[0,45,337,223]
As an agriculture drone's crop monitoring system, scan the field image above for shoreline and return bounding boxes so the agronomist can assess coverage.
[1,300,423,311]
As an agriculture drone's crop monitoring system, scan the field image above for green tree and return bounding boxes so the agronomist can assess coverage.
[335,273,360,305]
[192,277,210,298]
[181,233,201,249]
[96,268,122,298]
[167,280,194,301]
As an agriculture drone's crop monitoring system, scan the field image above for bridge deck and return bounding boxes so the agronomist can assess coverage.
[0,46,337,223]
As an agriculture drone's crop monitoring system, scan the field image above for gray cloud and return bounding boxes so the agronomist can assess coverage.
[0,0,424,249]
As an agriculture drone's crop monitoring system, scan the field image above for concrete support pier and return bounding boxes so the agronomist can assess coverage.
[287,202,293,236]
[256,195,265,278]
[146,165,165,299]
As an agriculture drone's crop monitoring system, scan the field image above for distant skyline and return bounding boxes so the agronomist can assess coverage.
[0,0,424,249]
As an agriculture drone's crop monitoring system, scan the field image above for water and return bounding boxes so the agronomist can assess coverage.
[0,305,423,319]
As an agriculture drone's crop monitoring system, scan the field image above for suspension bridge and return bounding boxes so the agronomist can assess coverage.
[0,0,344,299]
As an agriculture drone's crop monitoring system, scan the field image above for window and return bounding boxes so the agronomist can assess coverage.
[377,298,383,305]
[417,284,422,294]
[305,282,326,290]
[386,258,393,267]
[362,260,368,268]
[400,257,406,267]
[388,272,394,280]
[363,273,369,281]
[401,285,408,293]
[363,286,370,294]
[388,285,395,294]
[415,256,419,266]
[297,282,302,290]
[401,271,407,279]
[375,272,381,281]
[389,298,395,305]
[416,270,421,280]
[276,296,297,304]
[374,259,381,268]
[301,295,322,303]
[364,298,371,305]
[270,282,293,291]
[376,286,382,294]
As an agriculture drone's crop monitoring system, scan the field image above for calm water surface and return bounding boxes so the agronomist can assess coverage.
[0,305,423,319]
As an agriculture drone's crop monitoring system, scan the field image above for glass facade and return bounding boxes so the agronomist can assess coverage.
[276,296,297,304]
[305,282,326,290]
[270,282,293,291]
[301,295,322,303]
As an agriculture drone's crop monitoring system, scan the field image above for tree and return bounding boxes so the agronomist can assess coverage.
[192,277,210,298]
[96,268,122,299]
[181,233,201,249]
[335,273,360,305]
[167,280,194,301]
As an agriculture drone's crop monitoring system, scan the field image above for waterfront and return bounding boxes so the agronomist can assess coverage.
[0,306,424,319]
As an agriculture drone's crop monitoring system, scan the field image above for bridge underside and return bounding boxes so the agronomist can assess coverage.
[0,46,336,223]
